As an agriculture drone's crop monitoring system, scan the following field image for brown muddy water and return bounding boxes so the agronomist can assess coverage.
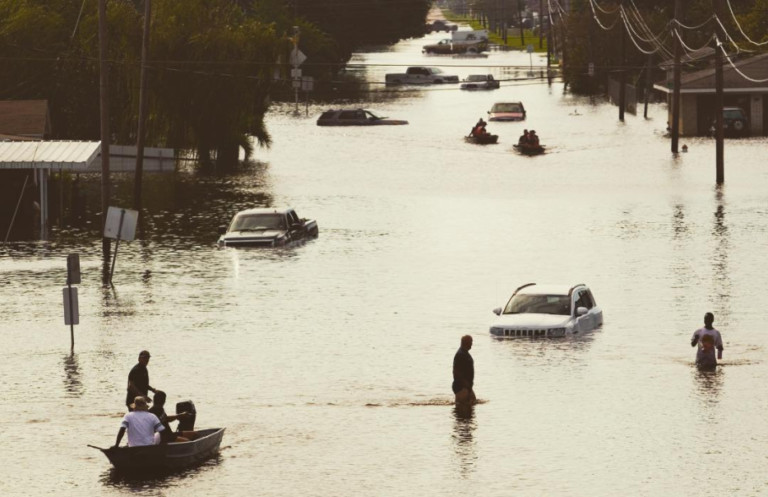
[2,28,768,497]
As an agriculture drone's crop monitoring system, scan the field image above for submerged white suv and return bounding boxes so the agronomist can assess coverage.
[489,283,603,338]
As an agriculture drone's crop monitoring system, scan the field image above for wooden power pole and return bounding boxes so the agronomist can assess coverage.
[98,0,111,260]
[134,0,152,211]
[713,0,724,184]
[671,0,682,153]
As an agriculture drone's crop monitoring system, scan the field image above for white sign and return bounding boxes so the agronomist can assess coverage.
[63,287,79,325]
[301,76,314,91]
[527,44,534,53]
[588,62,595,76]
[291,68,302,78]
[290,48,306,67]
[104,206,138,241]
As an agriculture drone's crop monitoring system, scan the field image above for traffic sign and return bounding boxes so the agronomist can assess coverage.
[290,48,306,66]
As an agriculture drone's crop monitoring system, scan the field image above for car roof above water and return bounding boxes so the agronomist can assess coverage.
[516,283,582,296]
[234,207,292,216]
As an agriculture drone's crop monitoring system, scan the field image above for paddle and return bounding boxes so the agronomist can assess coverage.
[87,444,110,452]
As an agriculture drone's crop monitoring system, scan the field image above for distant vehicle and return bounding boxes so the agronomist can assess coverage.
[490,283,603,338]
[710,106,749,137]
[385,66,459,85]
[317,109,408,126]
[426,19,458,33]
[488,101,526,121]
[460,74,500,90]
[423,30,489,54]
[218,207,318,248]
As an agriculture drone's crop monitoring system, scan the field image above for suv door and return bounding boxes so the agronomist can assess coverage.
[573,289,596,332]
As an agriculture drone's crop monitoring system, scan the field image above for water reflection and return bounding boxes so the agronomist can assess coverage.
[710,188,731,325]
[452,405,477,477]
[100,454,223,490]
[691,367,724,408]
[62,352,83,398]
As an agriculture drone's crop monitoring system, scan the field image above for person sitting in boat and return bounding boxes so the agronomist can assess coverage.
[149,390,199,444]
[528,130,540,146]
[113,396,164,448]
[471,118,488,137]
[518,129,530,145]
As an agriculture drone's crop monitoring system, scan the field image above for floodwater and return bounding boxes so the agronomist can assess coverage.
[2,28,768,497]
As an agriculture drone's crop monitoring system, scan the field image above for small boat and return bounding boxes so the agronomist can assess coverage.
[90,427,225,472]
[513,143,545,155]
[465,134,498,145]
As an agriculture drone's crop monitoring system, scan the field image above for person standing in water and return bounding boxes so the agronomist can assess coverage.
[452,335,476,406]
[691,312,723,370]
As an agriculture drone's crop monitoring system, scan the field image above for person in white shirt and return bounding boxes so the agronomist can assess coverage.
[113,396,164,447]
[691,312,724,370]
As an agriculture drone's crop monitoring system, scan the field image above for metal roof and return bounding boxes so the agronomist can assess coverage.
[0,141,101,170]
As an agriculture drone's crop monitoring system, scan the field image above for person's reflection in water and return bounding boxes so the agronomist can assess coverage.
[693,366,724,408]
[452,404,477,477]
[62,352,83,398]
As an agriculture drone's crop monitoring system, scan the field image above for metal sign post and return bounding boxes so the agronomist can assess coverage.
[104,206,138,284]
[64,254,81,351]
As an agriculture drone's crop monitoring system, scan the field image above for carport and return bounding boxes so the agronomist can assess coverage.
[0,141,101,240]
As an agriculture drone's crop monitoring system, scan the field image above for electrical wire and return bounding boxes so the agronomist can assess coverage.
[725,0,768,46]
[717,36,768,83]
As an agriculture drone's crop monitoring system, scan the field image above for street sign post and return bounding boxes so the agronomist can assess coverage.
[104,206,139,283]
[64,253,81,350]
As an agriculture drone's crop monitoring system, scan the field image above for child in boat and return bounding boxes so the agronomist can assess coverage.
[149,391,199,443]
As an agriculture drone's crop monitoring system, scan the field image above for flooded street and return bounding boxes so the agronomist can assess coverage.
[3,28,768,496]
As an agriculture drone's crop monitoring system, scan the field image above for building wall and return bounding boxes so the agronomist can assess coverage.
[751,95,763,135]
[681,94,698,136]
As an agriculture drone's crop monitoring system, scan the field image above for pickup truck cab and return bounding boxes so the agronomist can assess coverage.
[423,30,489,54]
[385,66,459,85]
[217,207,319,248]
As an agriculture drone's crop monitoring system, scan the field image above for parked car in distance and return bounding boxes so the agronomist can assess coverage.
[488,101,526,121]
[711,106,749,137]
[217,207,318,248]
[489,283,603,338]
[460,74,500,90]
[317,109,408,126]
[385,66,459,85]
[426,19,458,32]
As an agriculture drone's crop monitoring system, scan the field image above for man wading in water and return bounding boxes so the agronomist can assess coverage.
[452,335,476,406]
[691,312,724,370]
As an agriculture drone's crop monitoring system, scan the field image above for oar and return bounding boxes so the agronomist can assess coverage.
[87,444,109,452]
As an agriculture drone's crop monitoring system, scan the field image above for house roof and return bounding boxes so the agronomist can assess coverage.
[655,52,768,94]
[0,100,50,138]
[0,141,101,170]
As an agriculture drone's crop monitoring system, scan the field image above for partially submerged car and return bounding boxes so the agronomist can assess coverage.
[217,207,318,248]
[317,109,408,126]
[489,283,603,338]
[488,101,526,121]
[460,74,500,90]
[426,19,458,33]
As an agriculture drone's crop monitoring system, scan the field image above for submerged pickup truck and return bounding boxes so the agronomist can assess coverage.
[217,207,319,248]
[423,30,489,54]
[385,66,459,85]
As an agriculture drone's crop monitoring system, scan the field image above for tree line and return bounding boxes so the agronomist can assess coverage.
[0,0,430,167]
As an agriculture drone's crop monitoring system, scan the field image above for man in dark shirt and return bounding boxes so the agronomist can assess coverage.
[452,335,476,406]
[126,350,157,411]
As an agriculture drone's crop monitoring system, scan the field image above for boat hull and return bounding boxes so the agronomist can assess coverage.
[465,134,498,145]
[100,427,225,472]
[513,144,545,155]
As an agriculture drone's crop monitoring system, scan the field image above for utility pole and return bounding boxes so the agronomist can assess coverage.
[98,0,111,261]
[539,0,544,49]
[713,0,724,184]
[644,54,652,119]
[133,0,151,211]
[671,0,682,153]
[292,25,300,114]
[619,1,626,122]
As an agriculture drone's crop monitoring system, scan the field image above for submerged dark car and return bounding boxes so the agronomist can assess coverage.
[217,208,318,248]
[317,109,408,126]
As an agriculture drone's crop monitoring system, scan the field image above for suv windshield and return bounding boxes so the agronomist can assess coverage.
[231,214,285,231]
[492,103,522,113]
[503,294,570,315]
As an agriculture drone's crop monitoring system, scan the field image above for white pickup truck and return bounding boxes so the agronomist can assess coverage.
[385,66,459,85]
